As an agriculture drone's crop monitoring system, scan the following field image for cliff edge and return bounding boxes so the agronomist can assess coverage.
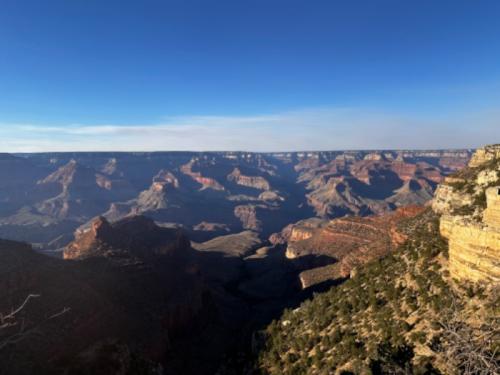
[434,144,500,283]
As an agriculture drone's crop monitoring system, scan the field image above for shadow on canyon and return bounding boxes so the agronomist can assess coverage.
[179,245,342,374]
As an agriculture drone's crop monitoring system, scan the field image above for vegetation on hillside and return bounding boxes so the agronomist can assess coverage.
[257,210,499,374]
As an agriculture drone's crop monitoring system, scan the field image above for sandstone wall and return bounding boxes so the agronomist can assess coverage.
[439,215,455,239]
[435,144,500,284]
[440,185,500,283]
[441,218,500,283]
[484,187,500,228]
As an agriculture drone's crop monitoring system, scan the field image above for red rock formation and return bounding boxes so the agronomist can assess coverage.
[64,215,190,260]
[284,206,425,288]
[180,161,225,191]
[227,168,271,190]
[299,155,452,217]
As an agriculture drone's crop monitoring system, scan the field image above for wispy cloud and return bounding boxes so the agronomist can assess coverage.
[0,107,499,152]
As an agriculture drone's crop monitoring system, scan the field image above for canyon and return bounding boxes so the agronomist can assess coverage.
[5,148,496,374]
[0,150,470,250]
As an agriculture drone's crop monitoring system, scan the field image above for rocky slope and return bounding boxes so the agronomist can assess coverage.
[256,209,499,374]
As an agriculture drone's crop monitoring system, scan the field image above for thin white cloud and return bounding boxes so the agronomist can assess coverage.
[0,107,499,152]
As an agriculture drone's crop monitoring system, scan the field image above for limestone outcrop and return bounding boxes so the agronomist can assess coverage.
[432,178,473,214]
[435,144,500,283]
[468,144,500,167]
[440,215,500,282]
[484,186,500,225]
[440,222,500,282]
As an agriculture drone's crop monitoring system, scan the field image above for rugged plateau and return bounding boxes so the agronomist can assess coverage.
[0,150,469,250]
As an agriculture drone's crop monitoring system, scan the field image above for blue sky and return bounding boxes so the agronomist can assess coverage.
[1,0,500,151]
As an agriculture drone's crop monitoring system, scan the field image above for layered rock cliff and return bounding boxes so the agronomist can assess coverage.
[181,159,225,191]
[434,144,500,283]
[133,170,180,212]
[227,168,271,190]
[468,144,500,167]
[299,154,465,217]
[273,206,424,289]
[439,186,500,283]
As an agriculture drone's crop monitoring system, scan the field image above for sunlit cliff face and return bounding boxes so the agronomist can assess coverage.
[437,145,500,283]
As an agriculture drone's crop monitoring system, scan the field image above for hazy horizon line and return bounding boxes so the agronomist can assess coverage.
[9,147,475,155]
[1,107,498,152]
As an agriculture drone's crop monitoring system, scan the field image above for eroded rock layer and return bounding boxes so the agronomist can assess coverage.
[435,144,500,283]
[441,217,500,282]
[280,206,424,288]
